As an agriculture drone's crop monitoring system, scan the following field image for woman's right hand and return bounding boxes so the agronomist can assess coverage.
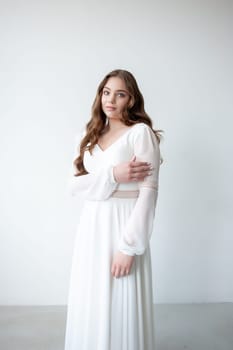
[113,155,152,183]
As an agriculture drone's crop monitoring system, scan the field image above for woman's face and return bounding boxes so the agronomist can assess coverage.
[101,77,131,119]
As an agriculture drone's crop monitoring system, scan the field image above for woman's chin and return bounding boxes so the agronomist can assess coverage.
[105,111,121,118]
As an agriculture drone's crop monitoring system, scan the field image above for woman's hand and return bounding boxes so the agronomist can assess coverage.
[113,155,152,183]
[111,251,135,278]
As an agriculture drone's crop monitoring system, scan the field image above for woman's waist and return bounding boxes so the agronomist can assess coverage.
[111,189,139,198]
[109,183,139,198]
[116,183,139,191]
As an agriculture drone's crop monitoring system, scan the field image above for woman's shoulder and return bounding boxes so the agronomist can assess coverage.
[131,122,154,133]
[131,122,157,139]
[129,122,159,150]
[132,122,150,129]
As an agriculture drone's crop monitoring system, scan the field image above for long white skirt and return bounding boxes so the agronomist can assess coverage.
[64,196,156,350]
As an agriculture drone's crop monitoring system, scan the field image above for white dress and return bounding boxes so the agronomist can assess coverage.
[64,122,161,350]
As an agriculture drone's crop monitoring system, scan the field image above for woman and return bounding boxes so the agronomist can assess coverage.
[64,69,162,350]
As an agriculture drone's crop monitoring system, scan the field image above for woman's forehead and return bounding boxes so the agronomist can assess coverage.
[105,76,127,90]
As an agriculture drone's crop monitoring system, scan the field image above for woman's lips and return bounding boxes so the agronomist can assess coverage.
[106,107,116,110]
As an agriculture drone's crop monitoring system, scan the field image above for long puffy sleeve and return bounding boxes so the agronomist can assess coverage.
[118,124,161,256]
[66,130,119,200]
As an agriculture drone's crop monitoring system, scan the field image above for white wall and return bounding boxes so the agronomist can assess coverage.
[0,0,232,305]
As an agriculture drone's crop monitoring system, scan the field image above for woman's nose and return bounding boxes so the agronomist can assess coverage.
[108,94,115,103]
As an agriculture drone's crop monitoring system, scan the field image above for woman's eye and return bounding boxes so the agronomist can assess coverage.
[102,91,126,97]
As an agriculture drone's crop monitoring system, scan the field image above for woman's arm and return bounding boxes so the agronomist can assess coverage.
[117,124,161,255]
[68,165,119,200]
[67,130,153,201]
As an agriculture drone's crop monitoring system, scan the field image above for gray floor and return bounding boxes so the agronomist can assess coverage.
[0,303,232,350]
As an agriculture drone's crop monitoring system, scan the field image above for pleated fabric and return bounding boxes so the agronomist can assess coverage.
[64,197,156,350]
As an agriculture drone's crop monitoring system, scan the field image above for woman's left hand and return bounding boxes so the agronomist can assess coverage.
[111,251,135,278]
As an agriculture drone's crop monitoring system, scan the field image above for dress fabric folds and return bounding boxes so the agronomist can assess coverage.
[64,122,161,350]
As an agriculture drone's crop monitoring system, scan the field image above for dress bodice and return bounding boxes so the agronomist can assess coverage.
[83,123,159,191]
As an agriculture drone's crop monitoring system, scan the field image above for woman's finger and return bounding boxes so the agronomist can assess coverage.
[120,269,125,277]
[114,267,121,278]
[130,161,151,168]
[130,165,152,173]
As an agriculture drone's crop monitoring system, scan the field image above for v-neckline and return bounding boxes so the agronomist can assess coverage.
[96,124,138,153]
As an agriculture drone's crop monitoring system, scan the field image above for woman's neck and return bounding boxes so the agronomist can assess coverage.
[107,117,126,131]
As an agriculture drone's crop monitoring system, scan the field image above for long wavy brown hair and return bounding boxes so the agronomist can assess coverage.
[74,69,163,176]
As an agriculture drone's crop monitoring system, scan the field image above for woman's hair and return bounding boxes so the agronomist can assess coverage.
[74,69,163,176]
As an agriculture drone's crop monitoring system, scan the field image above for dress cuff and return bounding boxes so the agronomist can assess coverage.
[119,248,136,256]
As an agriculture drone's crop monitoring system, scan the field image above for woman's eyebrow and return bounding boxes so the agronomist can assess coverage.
[103,86,128,93]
